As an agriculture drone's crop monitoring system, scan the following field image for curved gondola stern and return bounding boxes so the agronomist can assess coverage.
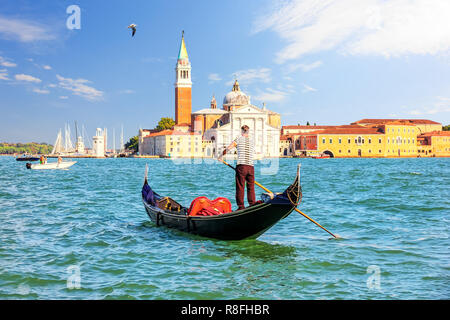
[284,163,302,207]
[142,163,151,204]
[144,163,149,187]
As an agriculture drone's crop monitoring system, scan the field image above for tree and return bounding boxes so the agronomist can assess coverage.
[0,142,53,154]
[306,121,310,126]
[156,117,175,131]
[443,125,450,131]
[125,136,139,153]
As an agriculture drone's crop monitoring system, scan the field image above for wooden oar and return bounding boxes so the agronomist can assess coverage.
[218,158,340,239]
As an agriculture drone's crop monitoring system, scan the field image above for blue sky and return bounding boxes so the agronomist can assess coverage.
[0,0,449,144]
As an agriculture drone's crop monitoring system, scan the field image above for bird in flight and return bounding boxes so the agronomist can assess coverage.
[128,24,137,37]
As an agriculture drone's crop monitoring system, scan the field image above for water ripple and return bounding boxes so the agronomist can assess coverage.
[0,157,449,299]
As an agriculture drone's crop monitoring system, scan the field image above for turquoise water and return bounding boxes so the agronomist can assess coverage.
[0,156,449,299]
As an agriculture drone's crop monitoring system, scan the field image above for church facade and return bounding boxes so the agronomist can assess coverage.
[139,33,281,158]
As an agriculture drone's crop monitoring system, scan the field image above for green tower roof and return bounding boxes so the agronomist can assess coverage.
[178,31,189,60]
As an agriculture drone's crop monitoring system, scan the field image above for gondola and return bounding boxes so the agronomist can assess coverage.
[141,165,302,240]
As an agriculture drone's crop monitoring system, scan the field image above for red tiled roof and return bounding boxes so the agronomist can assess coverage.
[419,131,450,137]
[353,119,441,125]
[282,125,335,129]
[311,127,383,135]
[280,134,294,140]
[145,129,200,138]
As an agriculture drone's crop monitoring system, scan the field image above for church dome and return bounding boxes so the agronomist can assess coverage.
[223,80,250,110]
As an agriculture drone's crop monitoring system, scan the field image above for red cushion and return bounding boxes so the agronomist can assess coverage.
[188,196,232,216]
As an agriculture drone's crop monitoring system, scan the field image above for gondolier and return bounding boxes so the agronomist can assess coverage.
[220,125,255,210]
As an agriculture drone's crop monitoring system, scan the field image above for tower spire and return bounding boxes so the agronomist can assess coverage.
[178,30,189,61]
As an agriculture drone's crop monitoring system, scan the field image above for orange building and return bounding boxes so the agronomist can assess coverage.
[417,131,450,157]
[352,119,442,134]
[280,119,447,158]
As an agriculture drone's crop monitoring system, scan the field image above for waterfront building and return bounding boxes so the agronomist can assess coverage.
[139,33,281,158]
[140,129,203,157]
[92,128,105,158]
[417,131,450,157]
[280,134,294,156]
[75,136,86,154]
[382,121,418,157]
[300,126,385,158]
[352,119,442,134]
[197,81,281,158]
[283,121,428,158]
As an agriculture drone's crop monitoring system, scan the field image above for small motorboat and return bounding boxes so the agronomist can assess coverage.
[26,161,77,170]
[141,165,302,240]
[311,153,331,159]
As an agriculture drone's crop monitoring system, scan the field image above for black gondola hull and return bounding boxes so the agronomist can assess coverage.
[141,165,302,240]
[143,200,296,240]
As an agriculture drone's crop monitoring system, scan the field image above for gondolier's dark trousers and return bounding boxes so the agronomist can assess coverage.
[235,164,255,210]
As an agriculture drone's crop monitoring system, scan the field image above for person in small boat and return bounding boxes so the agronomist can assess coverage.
[220,125,255,210]
[57,156,62,164]
[40,155,44,164]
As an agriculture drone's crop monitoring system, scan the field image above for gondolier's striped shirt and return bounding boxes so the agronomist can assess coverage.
[233,134,254,166]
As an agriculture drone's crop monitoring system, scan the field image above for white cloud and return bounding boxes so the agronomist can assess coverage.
[226,68,271,86]
[42,65,52,70]
[302,84,318,93]
[254,0,450,63]
[286,60,323,73]
[59,96,69,100]
[56,74,104,101]
[0,15,55,42]
[33,88,50,94]
[0,69,9,80]
[0,56,17,67]
[253,88,289,102]
[15,74,42,83]
[408,96,450,115]
[47,83,57,88]
[208,73,222,82]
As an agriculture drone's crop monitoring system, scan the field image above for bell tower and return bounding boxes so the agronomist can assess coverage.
[174,31,192,125]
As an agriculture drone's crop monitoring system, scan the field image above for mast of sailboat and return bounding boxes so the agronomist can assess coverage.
[113,128,116,154]
[51,129,62,155]
[120,125,124,153]
[74,121,78,153]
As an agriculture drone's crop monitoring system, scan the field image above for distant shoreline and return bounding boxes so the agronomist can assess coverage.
[1,153,449,159]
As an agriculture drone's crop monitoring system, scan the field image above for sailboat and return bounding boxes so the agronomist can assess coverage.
[51,129,64,155]
[51,123,86,156]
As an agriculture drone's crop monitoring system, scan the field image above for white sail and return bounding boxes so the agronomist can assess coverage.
[64,124,74,152]
[113,128,116,154]
[120,125,124,153]
[51,130,63,154]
